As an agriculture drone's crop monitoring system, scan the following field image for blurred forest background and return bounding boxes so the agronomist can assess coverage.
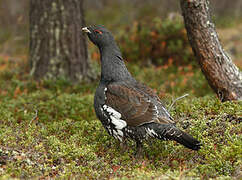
[1,0,242,60]
[0,0,241,179]
[0,0,241,96]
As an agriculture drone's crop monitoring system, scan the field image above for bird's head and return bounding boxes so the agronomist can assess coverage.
[82,25,115,48]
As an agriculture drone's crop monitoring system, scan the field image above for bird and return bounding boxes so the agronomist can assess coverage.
[82,25,201,156]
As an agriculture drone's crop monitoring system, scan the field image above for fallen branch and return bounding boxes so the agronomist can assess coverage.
[168,94,189,111]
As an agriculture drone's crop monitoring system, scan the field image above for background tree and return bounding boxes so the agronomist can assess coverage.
[180,0,242,101]
[29,0,91,82]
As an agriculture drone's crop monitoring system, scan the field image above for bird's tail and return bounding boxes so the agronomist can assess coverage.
[146,123,201,150]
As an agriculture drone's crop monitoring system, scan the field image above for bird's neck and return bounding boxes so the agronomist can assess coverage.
[99,45,133,83]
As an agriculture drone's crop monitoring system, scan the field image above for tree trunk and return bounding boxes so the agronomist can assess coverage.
[29,0,91,82]
[180,0,242,101]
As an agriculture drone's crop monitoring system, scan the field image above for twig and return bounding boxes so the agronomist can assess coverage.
[168,94,189,111]
[29,109,38,125]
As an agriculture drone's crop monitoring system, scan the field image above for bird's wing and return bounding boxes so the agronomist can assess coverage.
[133,81,161,101]
[105,82,172,127]
[134,81,174,122]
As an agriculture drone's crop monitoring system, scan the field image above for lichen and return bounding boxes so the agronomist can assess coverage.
[51,2,57,12]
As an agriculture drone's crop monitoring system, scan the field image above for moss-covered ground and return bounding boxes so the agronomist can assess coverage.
[0,54,241,179]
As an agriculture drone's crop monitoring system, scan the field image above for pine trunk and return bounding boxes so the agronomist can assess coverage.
[29,0,91,82]
[180,0,242,101]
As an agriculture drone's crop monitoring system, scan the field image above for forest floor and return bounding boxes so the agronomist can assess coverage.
[0,22,241,179]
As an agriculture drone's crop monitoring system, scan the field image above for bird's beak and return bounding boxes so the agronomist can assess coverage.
[82,27,91,33]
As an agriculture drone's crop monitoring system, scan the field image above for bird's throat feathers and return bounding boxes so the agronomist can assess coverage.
[99,48,132,82]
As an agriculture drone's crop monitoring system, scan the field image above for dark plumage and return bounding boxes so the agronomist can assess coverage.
[82,25,201,155]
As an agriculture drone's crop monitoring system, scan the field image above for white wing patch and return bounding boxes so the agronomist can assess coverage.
[110,116,127,129]
[104,88,107,100]
[102,104,127,141]
[103,105,122,119]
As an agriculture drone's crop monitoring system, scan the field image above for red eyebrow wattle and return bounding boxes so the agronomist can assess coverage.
[94,29,103,34]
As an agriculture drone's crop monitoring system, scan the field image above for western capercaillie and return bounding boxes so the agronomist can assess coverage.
[82,25,201,156]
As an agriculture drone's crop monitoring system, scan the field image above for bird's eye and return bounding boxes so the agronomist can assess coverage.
[94,29,103,34]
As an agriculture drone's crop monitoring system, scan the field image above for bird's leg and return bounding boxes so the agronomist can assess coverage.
[120,139,128,153]
[135,140,144,158]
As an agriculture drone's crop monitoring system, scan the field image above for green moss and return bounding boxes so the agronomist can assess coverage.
[0,55,241,179]
[0,91,240,179]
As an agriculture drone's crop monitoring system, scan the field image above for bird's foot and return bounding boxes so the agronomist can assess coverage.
[135,148,144,159]
[134,141,144,159]
[119,140,128,153]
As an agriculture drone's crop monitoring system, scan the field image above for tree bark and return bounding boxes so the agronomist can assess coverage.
[180,0,242,101]
[29,0,91,82]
